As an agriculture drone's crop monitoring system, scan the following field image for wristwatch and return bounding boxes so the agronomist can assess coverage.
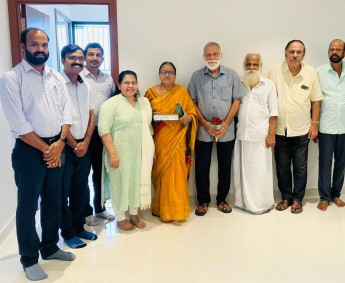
[59,136,67,144]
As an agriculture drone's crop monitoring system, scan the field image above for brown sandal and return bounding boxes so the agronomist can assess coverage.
[291,201,303,214]
[195,203,209,216]
[217,201,232,213]
[275,200,291,211]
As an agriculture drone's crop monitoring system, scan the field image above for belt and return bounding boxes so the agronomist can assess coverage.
[17,134,60,145]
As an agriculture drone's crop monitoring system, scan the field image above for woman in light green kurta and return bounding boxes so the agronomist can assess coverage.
[98,71,154,231]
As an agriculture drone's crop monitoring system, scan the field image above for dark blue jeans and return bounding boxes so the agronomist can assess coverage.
[60,145,91,240]
[195,140,234,205]
[12,139,63,268]
[318,132,345,202]
[274,134,309,202]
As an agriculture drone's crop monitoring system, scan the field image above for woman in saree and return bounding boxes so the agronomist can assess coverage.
[145,62,198,221]
[98,70,155,231]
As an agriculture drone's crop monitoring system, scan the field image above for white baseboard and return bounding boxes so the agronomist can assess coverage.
[188,187,320,206]
[0,215,16,246]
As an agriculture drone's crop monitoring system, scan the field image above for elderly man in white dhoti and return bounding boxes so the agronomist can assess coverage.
[234,53,278,214]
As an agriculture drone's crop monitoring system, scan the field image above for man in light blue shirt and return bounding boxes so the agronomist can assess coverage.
[59,44,97,248]
[0,28,74,281]
[316,39,345,211]
[81,43,115,226]
[188,41,246,216]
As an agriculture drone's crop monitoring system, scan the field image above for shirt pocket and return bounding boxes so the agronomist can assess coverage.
[219,87,232,101]
[293,79,311,103]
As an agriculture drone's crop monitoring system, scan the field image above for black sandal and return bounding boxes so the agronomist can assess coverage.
[195,203,208,216]
[217,201,232,213]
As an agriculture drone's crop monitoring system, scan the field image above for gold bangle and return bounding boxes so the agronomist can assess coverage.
[110,153,117,157]
[312,120,319,124]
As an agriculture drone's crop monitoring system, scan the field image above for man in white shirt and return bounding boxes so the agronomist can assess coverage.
[59,44,97,248]
[82,43,115,225]
[234,53,278,214]
[0,28,74,281]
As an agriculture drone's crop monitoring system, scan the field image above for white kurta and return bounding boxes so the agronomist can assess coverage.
[234,77,278,214]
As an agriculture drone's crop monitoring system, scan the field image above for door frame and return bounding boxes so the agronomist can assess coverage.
[7,0,119,82]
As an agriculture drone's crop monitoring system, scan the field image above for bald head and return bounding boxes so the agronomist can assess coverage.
[243,53,262,71]
[328,39,345,52]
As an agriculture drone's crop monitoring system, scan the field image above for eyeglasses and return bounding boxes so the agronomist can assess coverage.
[68,56,86,62]
[122,81,138,86]
[159,70,176,76]
[204,52,220,59]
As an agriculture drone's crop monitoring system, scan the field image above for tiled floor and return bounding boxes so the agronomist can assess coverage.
[1,197,345,283]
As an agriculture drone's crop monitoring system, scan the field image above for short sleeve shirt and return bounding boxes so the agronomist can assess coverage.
[188,65,246,142]
[61,71,93,139]
[268,62,323,137]
[316,62,345,135]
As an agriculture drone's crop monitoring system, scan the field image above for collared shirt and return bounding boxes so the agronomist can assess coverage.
[81,68,115,126]
[188,65,246,142]
[61,71,93,139]
[237,77,278,142]
[0,59,71,138]
[316,62,345,135]
[268,62,323,137]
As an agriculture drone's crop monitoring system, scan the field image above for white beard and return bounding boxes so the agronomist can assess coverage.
[242,70,261,87]
[205,59,221,71]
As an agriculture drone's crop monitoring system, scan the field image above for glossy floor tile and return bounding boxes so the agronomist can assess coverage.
[1,197,345,283]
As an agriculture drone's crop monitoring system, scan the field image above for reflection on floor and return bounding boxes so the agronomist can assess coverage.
[1,197,345,283]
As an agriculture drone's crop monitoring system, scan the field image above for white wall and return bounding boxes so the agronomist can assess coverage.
[116,0,345,196]
[0,0,17,238]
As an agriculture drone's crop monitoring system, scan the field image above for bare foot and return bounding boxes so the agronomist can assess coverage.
[130,215,146,229]
[333,198,345,208]
[264,209,271,214]
[317,201,328,211]
[117,219,136,231]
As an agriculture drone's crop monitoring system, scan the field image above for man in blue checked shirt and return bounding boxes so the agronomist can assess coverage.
[316,39,345,211]
[0,28,75,281]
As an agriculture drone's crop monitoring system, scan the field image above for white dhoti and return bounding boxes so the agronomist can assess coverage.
[234,139,275,214]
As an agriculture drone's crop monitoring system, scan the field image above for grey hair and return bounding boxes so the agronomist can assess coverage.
[243,52,262,65]
[203,41,222,54]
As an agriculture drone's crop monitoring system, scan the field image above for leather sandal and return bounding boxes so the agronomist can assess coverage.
[217,201,232,213]
[195,203,208,216]
[291,201,303,214]
[275,200,291,211]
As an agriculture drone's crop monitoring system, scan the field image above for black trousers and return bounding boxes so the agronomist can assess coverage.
[195,140,234,205]
[318,133,345,202]
[60,145,91,240]
[85,127,104,216]
[274,134,309,202]
[12,138,63,268]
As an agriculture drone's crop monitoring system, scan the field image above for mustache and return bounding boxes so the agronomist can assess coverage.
[91,60,99,63]
[34,51,47,56]
[71,63,83,68]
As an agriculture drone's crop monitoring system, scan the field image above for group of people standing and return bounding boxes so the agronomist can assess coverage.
[0,26,344,281]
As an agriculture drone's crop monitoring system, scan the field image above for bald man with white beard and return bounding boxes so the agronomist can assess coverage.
[234,53,278,214]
